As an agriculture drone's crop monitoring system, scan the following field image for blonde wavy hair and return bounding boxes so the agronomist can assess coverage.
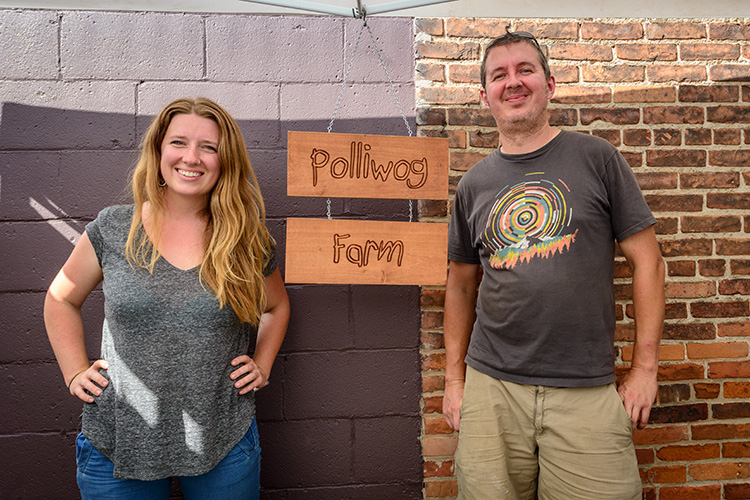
[125,97,274,325]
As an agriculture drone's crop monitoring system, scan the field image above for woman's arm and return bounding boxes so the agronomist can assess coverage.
[230,268,290,394]
[44,232,109,402]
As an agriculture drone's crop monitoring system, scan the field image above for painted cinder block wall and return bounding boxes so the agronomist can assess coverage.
[417,17,750,500]
[0,10,424,499]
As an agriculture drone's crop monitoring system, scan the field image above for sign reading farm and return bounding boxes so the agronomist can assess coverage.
[287,131,448,200]
[285,218,448,285]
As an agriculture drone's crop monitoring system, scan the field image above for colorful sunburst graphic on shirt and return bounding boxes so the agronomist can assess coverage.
[481,174,578,269]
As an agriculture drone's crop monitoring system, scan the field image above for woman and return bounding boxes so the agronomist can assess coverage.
[44,97,289,499]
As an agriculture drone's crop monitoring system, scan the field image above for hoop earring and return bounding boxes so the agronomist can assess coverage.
[158,179,167,188]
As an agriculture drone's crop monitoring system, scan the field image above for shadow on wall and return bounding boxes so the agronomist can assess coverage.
[0,102,424,500]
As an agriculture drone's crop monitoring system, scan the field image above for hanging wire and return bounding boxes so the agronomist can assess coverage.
[326,16,417,222]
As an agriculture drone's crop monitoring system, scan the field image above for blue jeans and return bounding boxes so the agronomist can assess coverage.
[76,418,261,500]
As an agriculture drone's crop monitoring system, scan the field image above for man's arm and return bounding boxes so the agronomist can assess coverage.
[617,225,665,429]
[442,260,480,430]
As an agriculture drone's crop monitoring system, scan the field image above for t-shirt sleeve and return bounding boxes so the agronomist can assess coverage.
[263,247,278,277]
[85,208,109,267]
[448,179,481,264]
[605,149,657,242]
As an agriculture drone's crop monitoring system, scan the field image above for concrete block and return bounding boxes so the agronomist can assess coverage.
[254,356,284,422]
[0,152,61,221]
[352,285,420,349]
[0,432,79,499]
[138,82,281,149]
[61,11,204,80]
[1,221,81,292]
[344,17,415,84]
[0,81,137,150]
[0,10,59,79]
[280,83,416,140]
[0,363,83,433]
[353,416,422,483]
[282,285,353,353]
[284,350,421,419]
[206,15,344,83]
[258,419,352,488]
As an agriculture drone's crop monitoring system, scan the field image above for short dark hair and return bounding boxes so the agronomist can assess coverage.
[480,31,551,89]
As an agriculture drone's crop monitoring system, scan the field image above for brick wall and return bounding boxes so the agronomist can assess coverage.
[0,10,424,499]
[416,18,750,500]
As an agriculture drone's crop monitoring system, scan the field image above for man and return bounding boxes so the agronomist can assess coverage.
[443,31,665,500]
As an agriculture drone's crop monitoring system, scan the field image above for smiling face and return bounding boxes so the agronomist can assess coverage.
[480,41,556,137]
[159,113,221,205]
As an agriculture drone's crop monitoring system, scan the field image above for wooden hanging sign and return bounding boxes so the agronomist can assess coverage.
[287,131,449,200]
[285,218,448,285]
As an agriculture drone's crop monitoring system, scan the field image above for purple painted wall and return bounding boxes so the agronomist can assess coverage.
[0,10,422,499]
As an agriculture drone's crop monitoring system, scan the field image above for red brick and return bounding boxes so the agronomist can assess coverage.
[636,447,655,464]
[660,239,713,258]
[708,105,750,123]
[579,107,640,125]
[658,363,705,381]
[418,87,480,106]
[448,64,479,84]
[417,40,482,60]
[719,321,750,337]
[664,302,689,320]
[693,423,750,440]
[681,43,741,60]
[582,65,645,83]
[710,361,750,379]
[647,22,707,40]
[650,403,708,424]
[419,199,447,218]
[725,482,750,500]
[715,128,742,145]
[417,62,446,82]
[421,331,445,350]
[683,216,742,233]
[667,260,695,277]
[645,194,704,213]
[582,22,643,40]
[468,129,498,149]
[708,193,750,210]
[692,301,750,319]
[684,127,712,145]
[423,459,453,477]
[445,17,509,38]
[640,465,686,484]
[417,107,447,126]
[550,64,579,83]
[547,108,577,126]
[716,239,750,255]
[679,84,739,102]
[424,416,453,435]
[687,342,748,359]
[725,442,750,458]
[653,128,681,146]
[549,43,613,61]
[423,395,443,414]
[421,310,444,329]
[620,151,642,168]
[421,353,446,374]
[657,383,691,404]
[709,149,750,167]
[419,129,466,149]
[655,217,679,234]
[415,18,444,36]
[624,128,652,146]
[712,62,750,83]
[632,425,688,445]
[690,462,750,480]
[681,172,739,189]
[551,86,611,104]
[617,43,677,61]
[731,261,750,275]
[591,129,620,146]
[659,485,721,500]
[726,383,750,400]
[720,279,750,295]
[422,374,444,393]
[636,173,678,191]
[643,106,704,124]
[657,443,720,461]
[423,435,458,456]
[513,21,579,39]
[709,22,750,40]
[450,151,488,172]
[646,150,706,167]
[424,479,458,497]
[662,323,716,341]
[695,382,721,399]
[622,344,684,362]
[614,85,676,103]
[647,65,707,83]
[699,259,727,277]
[447,108,494,127]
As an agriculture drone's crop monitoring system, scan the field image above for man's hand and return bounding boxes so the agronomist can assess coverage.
[617,366,657,429]
[443,378,465,431]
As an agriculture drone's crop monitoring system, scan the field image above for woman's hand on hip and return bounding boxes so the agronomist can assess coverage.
[230,355,269,395]
[69,359,109,403]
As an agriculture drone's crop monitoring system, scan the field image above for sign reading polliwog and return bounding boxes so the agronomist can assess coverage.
[287,131,449,200]
[285,218,448,285]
